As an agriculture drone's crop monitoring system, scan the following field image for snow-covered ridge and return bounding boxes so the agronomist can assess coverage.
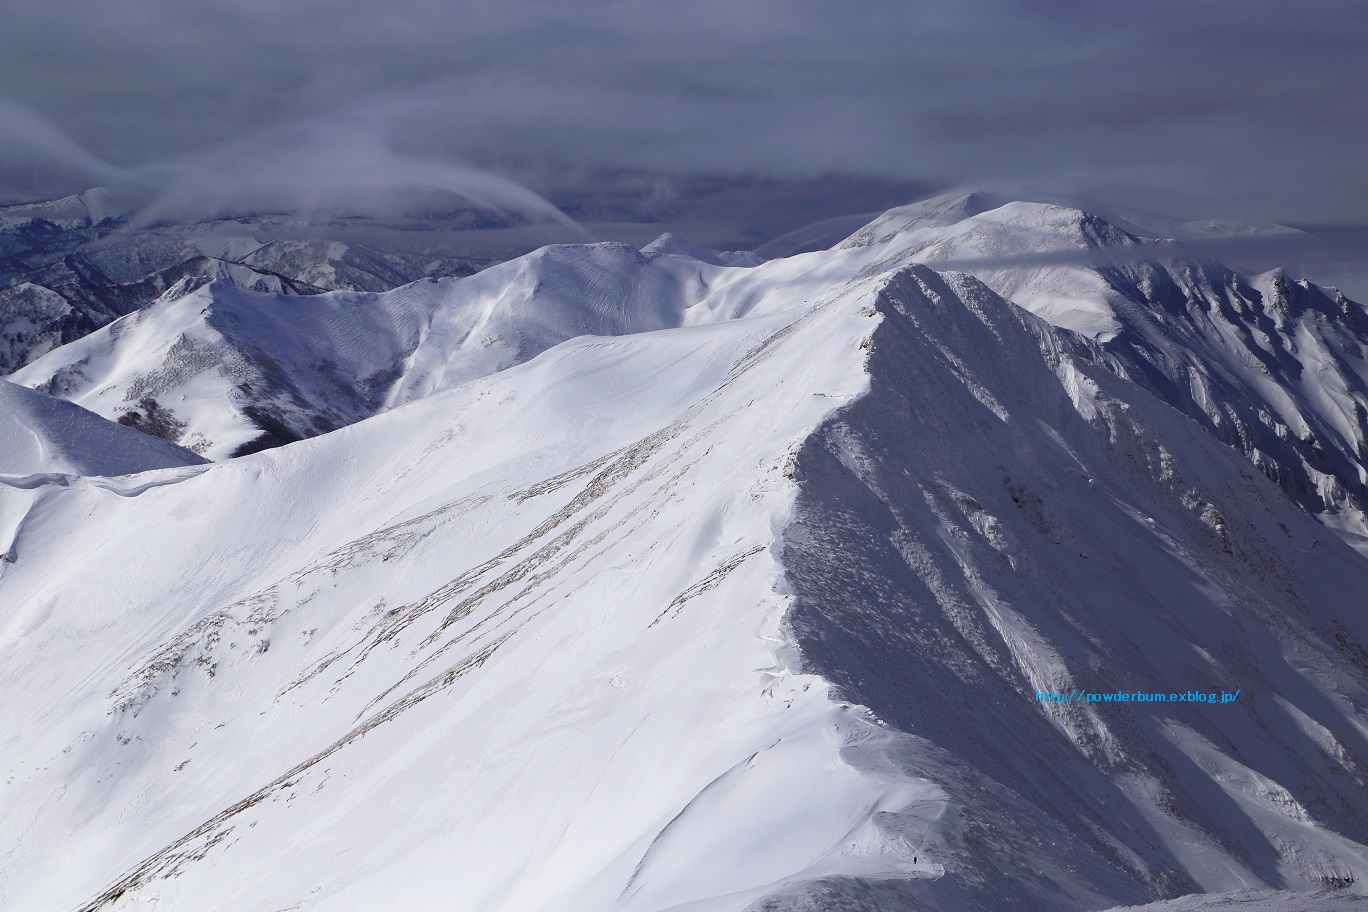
[2,195,1367,911]
[783,266,1368,907]
[0,379,203,477]
[8,242,734,458]
[1,270,942,910]
[13,193,1368,542]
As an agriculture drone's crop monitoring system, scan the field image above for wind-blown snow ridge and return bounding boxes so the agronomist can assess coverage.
[0,378,203,476]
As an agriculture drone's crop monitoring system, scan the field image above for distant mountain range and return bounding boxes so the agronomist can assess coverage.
[0,187,524,374]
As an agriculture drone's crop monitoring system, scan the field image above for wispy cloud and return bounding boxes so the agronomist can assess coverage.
[0,99,126,202]
[1,1,1364,225]
[130,98,583,230]
[0,94,585,238]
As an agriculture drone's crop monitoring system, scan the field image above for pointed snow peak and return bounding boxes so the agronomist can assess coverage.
[1250,266,1368,327]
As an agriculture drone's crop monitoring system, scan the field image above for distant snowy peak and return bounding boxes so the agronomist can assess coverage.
[1172,218,1309,241]
[0,186,141,232]
[0,379,204,477]
[841,189,1310,251]
[383,242,721,405]
[837,193,1365,353]
[0,254,317,376]
[9,241,729,459]
[9,280,436,459]
[837,190,1003,247]
[640,232,765,267]
[846,198,1139,340]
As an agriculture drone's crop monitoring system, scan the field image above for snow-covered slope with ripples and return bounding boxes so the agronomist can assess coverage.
[0,378,204,476]
[1,272,947,912]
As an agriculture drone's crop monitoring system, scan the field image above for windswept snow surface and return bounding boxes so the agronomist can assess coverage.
[0,272,957,912]
[0,378,205,579]
[2,198,1368,912]
[0,379,204,476]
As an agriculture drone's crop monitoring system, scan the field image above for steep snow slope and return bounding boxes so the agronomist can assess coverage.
[0,276,948,912]
[840,195,1368,539]
[2,252,1367,912]
[0,379,204,476]
[779,268,1368,909]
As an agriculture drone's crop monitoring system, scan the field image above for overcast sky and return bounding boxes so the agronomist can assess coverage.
[1,0,1366,243]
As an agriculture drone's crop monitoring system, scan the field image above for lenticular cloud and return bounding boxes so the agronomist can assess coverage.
[131,111,582,228]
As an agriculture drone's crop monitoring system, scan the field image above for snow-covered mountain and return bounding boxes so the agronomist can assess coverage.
[0,256,320,374]
[2,194,1367,912]
[8,241,747,458]
[14,195,1368,542]
[840,194,1368,538]
[0,188,515,373]
[640,232,767,267]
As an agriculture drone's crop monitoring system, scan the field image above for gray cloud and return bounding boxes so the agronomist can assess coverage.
[0,99,126,202]
[1,0,1365,233]
[130,101,583,229]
